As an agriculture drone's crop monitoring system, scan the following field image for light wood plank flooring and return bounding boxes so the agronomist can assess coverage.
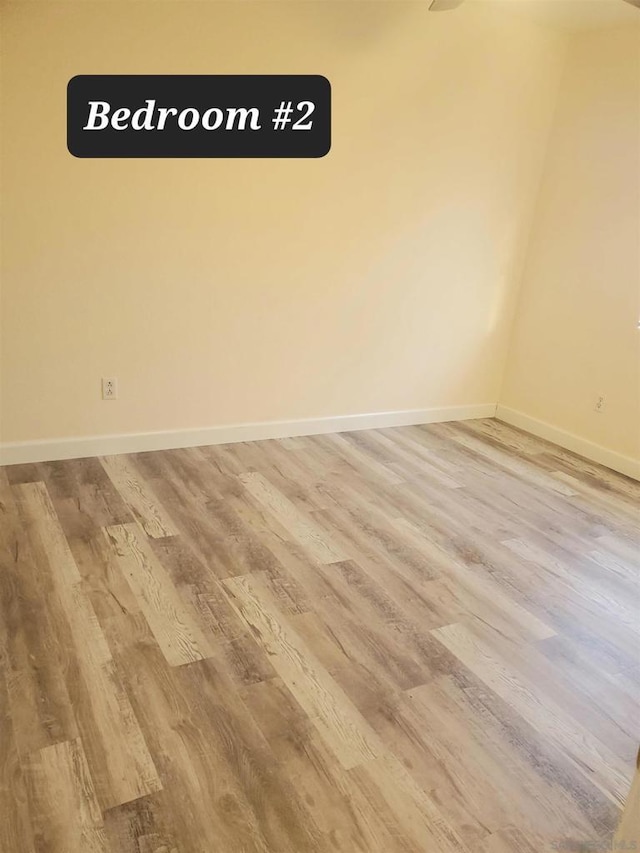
[1,418,638,852]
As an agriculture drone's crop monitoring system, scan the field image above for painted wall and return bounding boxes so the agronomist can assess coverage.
[0,1,566,446]
[501,26,640,465]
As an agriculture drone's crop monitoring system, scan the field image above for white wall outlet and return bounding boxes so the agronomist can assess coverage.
[594,395,605,413]
[102,377,118,400]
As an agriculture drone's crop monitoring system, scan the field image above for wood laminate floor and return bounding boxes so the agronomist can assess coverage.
[1,419,639,853]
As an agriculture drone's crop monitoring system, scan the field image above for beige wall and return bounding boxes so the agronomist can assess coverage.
[0,1,566,445]
[501,25,640,464]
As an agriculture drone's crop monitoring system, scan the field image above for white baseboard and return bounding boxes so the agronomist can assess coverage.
[0,403,497,466]
[496,405,640,481]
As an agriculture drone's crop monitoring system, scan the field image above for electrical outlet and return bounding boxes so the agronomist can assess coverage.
[102,377,118,400]
[594,395,605,413]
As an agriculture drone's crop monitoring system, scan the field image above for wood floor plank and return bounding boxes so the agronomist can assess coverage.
[25,738,108,853]
[346,754,467,853]
[39,457,135,541]
[100,455,178,538]
[392,517,556,642]
[68,533,142,628]
[223,493,447,696]
[14,483,162,810]
[311,480,443,587]
[147,534,277,687]
[0,474,78,756]
[103,794,184,853]
[445,666,620,839]
[480,825,544,853]
[239,472,346,564]
[431,422,578,497]
[0,668,35,853]
[112,637,326,852]
[343,428,463,490]
[431,621,631,805]
[133,450,281,579]
[314,432,405,488]
[105,523,214,666]
[407,673,611,843]
[240,676,404,853]
[224,572,381,770]
[503,536,640,636]
[536,634,640,751]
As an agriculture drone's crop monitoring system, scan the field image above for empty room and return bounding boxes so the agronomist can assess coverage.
[0,0,639,851]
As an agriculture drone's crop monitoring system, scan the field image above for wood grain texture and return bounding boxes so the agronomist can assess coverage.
[223,571,382,770]
[100,455,178,538]
[0,419,638,852]
[12,483,161,810]
[105,523,214,666]
[25,739,108,853]
[431,621,630,805]
[0,666,35,853]
[239,471,346,564]
[0,474,78,758]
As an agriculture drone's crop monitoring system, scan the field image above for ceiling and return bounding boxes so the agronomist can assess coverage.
[469,0,640,31]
